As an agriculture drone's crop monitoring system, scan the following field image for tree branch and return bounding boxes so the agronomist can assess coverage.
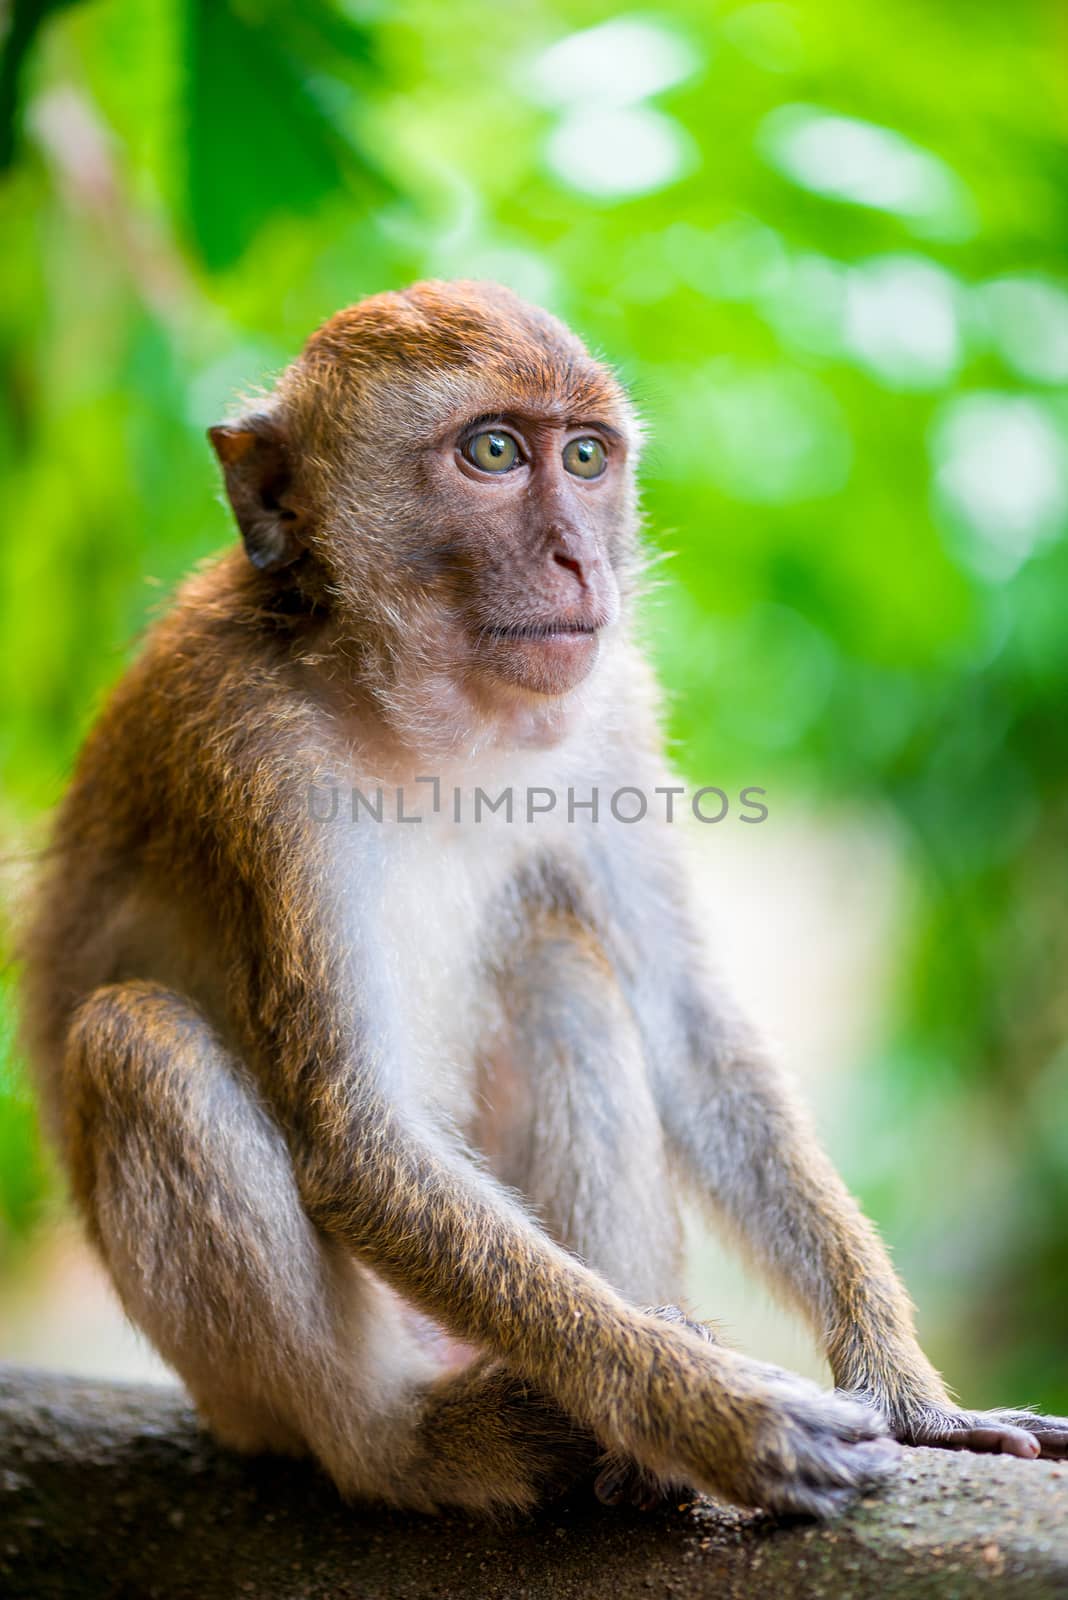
[1,1366,1066,1599]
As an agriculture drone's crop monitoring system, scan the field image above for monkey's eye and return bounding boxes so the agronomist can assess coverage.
[562,437,606,479]
[464,431,520,474]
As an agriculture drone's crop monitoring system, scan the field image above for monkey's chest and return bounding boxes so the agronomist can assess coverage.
[369,821,527,1129]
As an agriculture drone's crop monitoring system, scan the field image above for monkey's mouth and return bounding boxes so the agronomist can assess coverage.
[474,617,604,695]
[486,620,599,642]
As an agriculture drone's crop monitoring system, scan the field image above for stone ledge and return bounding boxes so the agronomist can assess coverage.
[1,1366,1065,1599]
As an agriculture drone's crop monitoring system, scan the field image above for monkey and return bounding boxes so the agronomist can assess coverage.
[19,280,1068,1520]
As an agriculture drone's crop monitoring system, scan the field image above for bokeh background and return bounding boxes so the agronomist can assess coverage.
[1,0,1066,1410]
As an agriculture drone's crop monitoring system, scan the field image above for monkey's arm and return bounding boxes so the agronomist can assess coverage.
[661,986,1068,1461]
[291,1075,895,1514]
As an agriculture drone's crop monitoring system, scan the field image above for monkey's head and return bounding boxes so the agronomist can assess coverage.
[209,282,641,738]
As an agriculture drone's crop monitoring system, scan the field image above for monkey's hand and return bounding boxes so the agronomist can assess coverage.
[870,1397,1068,1460]
[698,1361,897,1518]
[618,1332,897,1519]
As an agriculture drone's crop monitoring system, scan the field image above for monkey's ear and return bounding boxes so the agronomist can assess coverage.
[208,417,306,573]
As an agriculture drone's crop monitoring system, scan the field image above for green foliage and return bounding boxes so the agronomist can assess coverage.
[184,1,388,269]
[1,0,1066,1406]
[0,976,48,1254]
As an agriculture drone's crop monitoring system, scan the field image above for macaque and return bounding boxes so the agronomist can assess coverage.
[21,281,1068,1517]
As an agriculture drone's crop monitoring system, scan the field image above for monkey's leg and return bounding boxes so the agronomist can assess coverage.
[496,931,715,1508]
[62,983,598,1512]
[495,923,685,1305]
[661,1008,1068,1462]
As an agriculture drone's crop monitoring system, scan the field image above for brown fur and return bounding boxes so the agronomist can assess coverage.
[20,281,1068,1517]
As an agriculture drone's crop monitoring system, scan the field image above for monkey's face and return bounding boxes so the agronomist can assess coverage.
[414,394,631,699]
[213,282,641,719]
[329,286,640,708]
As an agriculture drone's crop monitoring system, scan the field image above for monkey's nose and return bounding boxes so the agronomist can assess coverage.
[552,550,586,587]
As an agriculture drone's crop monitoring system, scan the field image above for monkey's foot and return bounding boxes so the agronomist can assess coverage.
[892,1402,1068,1460]
[592,1454,689,1511]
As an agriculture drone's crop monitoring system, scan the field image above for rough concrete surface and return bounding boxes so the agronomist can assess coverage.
[1,1367,1065,1599]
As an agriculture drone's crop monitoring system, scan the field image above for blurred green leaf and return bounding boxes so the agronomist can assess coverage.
[183,0,389,270]
[0,0,84,170]
[0,983,47,1256]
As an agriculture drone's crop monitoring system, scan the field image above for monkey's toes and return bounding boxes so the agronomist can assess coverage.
[645,1304,718,1343]
[593,1453,680,1511]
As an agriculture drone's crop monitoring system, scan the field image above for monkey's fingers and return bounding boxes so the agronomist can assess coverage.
[902,1406,1068,1460]
[985,1409,1068,1460]
[756,1437,900,1521]
[924,1424,1040,1458]
[1029,1431,1068,1458]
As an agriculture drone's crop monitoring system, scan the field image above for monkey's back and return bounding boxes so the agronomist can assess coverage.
[19,549,321,1155]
